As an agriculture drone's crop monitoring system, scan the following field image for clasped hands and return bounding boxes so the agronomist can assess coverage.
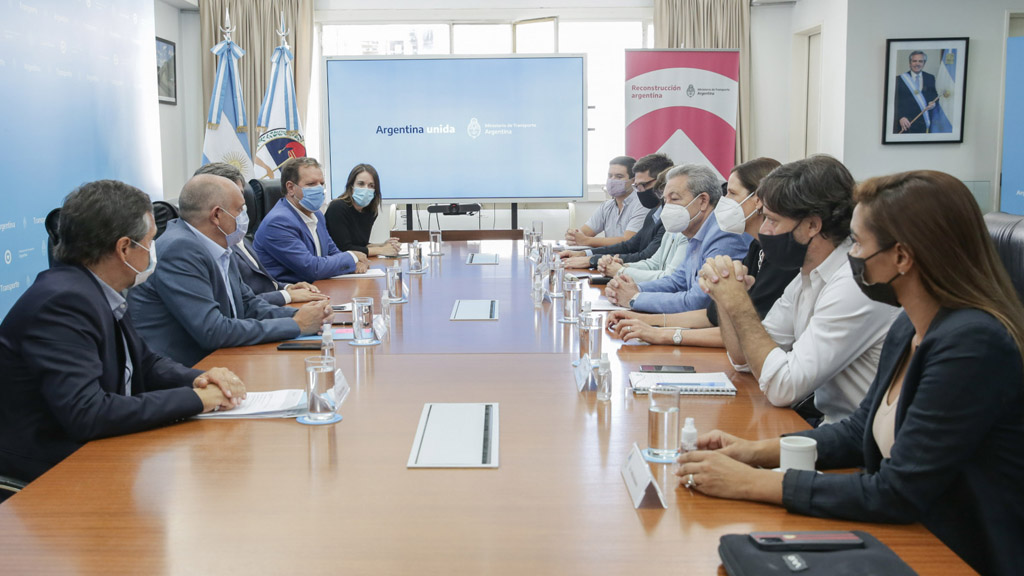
[698,255,755,304]
[193,366,248,413]
[673,430,783,503]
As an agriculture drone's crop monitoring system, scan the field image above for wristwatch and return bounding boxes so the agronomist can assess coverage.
[672,329,683,345]
[628,294,638,309]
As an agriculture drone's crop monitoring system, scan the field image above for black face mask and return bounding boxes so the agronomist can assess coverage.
[758,228,809,271]
[637,187,662,209]
[847,246,901,307]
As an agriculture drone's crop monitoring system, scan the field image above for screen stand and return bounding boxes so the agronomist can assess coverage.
[406,204,413,231]
[511,203,518,230]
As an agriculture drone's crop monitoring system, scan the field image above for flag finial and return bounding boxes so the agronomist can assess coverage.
[277,11,290,48]
[220,6,235,42]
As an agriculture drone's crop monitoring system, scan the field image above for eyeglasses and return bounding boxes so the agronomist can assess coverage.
[633,179,656,192]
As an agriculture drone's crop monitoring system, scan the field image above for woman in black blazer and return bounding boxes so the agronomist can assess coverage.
[680,170,1024,575]
[324,164,399,257]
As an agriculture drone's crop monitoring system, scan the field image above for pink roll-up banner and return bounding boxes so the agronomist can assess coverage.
[625,50,739,180]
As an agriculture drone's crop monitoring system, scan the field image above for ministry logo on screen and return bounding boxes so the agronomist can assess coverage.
[467,118,481,139]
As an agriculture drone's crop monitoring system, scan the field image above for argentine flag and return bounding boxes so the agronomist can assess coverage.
[930,49,956,134]
[254,45,306,180]
[202,38,255,180]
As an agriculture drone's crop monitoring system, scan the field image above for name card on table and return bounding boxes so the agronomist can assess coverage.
[574,353,591,391]
[621,443,667,509]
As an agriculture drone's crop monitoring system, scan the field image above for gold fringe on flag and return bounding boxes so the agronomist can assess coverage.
[207,122,220,130]
[236,126,248,133]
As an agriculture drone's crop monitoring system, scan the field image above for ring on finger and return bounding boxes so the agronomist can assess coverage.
[685,473,695,489]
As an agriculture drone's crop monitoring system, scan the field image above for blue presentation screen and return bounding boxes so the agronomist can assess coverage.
[0,0,162,318]
[324,56,586,202]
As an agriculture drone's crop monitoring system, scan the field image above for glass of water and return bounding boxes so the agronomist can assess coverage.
[387,263,404,302]
[648,386,680,459]
[305,355,337,421]
[409,240,424,273]
[578,312,602,362]
[350,297,377,346]
[429,230,443,256]
[559,277,582,324]
[532,220,544,239]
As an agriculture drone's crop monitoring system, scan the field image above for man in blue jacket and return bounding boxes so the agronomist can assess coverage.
[0,180,243,486]
[128,174,333,366]
[253,157,369,283]
[605,164,750,314]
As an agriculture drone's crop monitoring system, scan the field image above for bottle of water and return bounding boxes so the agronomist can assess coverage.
[596,353,612,401]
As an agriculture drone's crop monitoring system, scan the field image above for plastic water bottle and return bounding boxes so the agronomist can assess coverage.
[596,353,612,401]
[320,322,334,358]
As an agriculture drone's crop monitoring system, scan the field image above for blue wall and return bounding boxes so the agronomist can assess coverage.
[0,0,163,317]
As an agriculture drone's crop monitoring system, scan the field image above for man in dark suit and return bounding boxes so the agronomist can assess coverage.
[128,175,333,367]
[194,163,327,307]
[894,50,938,134]
[0,181,244,485]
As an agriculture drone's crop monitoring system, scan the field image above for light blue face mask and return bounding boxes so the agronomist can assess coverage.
[299,185,325,212]
[352,187,375,208]
[217,206,249,246]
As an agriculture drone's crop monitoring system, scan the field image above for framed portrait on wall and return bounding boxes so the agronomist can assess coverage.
[882,37,968,144]
[156,37,176,105]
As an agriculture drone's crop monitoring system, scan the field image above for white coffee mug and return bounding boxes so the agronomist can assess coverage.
[779,436,817,472]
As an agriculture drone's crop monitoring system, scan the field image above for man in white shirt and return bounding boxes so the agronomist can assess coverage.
[698,156,898,424]
[565,156,649,248]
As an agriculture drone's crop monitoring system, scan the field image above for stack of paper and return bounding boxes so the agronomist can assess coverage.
[332,268,385,279]
[628,372,737,395]
[195,389,306,419]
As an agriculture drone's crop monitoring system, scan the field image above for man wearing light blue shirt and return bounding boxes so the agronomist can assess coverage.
[605,164,750,314]
[128,175,333,366]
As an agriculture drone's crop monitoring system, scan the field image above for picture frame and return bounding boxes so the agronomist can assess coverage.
[882,37,968,144]
[156,36,176,105]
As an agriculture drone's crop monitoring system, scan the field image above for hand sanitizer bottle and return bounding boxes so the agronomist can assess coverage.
[680,417,698,453]
[320,322,334,358]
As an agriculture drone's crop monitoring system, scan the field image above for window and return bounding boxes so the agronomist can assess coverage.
[559,22,644,184]
[452,24,512,54]
[514,18,556,54]
[321,24,450,56]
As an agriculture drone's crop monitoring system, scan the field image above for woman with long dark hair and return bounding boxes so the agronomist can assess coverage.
[325,163,399,257]
[679,170,1024,575]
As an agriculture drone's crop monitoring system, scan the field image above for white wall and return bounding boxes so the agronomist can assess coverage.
[842,0,1024,212]
[154,0,202,204]
[155,0,185,199]
[749,3,794,162]
[789,0,848,160]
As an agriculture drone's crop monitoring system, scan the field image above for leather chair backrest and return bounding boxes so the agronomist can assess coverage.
[984,211,1024,303]
[248,179,284,235]
[44,207,61,268]
[152,200,179,239]
[242,181,258,240]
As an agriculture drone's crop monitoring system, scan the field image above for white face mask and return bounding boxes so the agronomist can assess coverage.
[714,192,757,235]
[126,239,157,287]
[660,196,701,234]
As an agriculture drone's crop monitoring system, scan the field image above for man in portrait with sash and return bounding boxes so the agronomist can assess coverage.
[894,50,938,134]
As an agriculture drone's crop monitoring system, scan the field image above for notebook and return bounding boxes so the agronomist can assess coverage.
[628,371,736,395]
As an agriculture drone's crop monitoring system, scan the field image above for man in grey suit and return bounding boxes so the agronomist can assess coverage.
[128,174,333,366]
[193,163,327,307]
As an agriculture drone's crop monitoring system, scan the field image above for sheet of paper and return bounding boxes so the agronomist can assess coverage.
[407,403,499,468]
[450,299,499,321]
[331,268,385,279]
[466,253,499,265]
[587,296,627,311]
[195,389,305,419]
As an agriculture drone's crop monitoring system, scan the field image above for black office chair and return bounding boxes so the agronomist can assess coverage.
[984,211,1024,303]
[247,178,284,236]
[44,207,61,268]
[152,200,179,239]
[242,181,258,241]
[0,474,26,504]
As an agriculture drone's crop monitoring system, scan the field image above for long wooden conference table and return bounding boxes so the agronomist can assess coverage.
[0,240,973,574]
